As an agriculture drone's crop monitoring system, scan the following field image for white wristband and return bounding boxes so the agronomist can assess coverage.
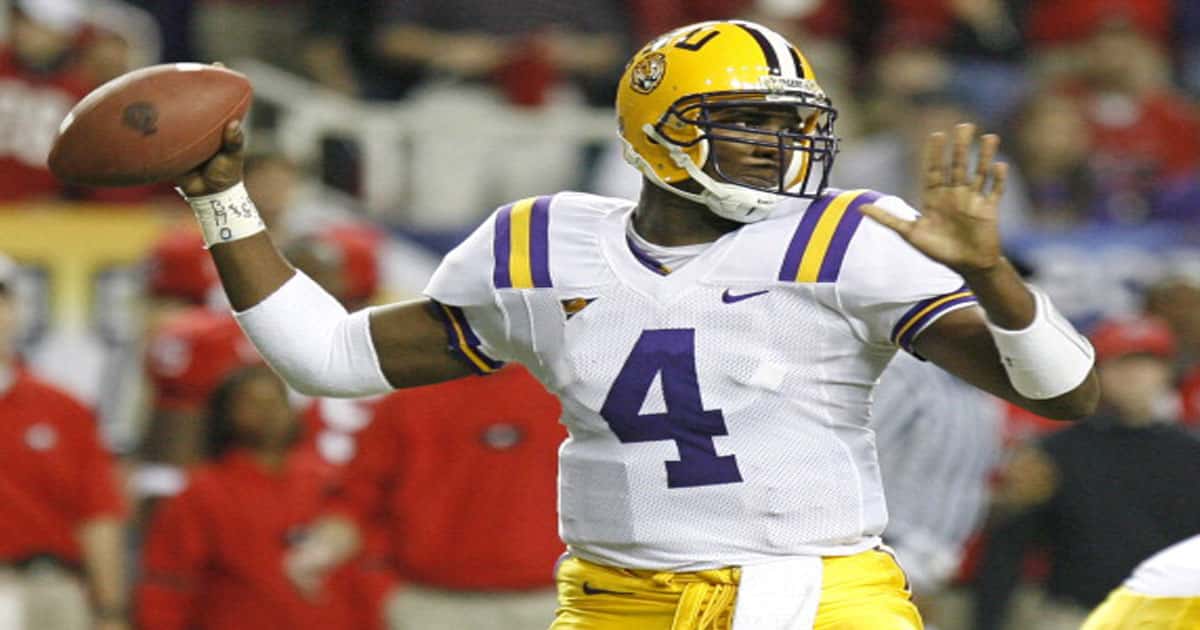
[988,285,1095,400]
[181,182,266,247]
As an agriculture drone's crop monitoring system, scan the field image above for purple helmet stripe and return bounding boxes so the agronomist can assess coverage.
[734,23,780,74]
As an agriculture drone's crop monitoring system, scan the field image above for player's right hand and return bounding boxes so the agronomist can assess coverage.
[175,119,245,197]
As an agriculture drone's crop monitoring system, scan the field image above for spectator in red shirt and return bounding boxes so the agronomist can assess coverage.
[137,231,351,474]
[0,252,129,630]
[283,365,566,630]
[137,365,365,630]
[135,225,256,502]
[1012,17,1200,227]
[1074,20,1200,224]
[0,0,167,203]
[0,0,94,201]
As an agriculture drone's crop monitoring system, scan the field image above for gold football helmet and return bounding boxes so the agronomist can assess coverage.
[616,20,838,222]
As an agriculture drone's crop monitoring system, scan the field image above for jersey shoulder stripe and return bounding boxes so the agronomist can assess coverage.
[890,287,979,351]
[777,188,882,283]
[493,195,553,289]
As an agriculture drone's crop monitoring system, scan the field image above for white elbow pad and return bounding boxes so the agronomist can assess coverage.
[988,285,1095,400]
[234,272,393,397]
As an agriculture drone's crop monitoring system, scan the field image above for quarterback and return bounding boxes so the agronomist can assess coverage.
[175,21,1098,630]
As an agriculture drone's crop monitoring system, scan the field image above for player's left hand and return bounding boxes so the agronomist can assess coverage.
[860,123,1006,274]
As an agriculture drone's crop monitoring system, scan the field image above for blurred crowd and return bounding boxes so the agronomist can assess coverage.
[4,0,1200,231]
[1,0,1200,629]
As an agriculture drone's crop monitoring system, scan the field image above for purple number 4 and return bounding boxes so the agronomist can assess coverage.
[600,329,743,488]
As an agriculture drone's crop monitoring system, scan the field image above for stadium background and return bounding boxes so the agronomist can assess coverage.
[1,0,1199,629]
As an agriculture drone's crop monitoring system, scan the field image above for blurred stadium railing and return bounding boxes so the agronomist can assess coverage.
[233,59,615,224]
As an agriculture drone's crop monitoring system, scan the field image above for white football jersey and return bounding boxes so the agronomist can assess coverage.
[1124,533,1200,597]
[424,189,977,571]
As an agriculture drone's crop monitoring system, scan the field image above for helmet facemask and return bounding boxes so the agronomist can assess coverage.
[670,90,836,190]
[635,89,838,223]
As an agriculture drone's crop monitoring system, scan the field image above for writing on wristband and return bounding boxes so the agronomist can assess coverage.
[182,182,266,247]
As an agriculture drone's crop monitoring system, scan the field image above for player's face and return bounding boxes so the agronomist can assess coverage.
[704,105,805,190]
[229,372,297,450]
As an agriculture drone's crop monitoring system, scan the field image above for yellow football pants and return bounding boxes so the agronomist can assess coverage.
[551,549,922,630]
[1081,587,1200,629]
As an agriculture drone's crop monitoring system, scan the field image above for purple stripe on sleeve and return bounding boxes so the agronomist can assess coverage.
[778,193,836,281]
[529,196,553,287]
[892,294,938,344]
[897,294,979,351]
[492,204,514,288]
[445,305,505,371]
[817,191,881,283]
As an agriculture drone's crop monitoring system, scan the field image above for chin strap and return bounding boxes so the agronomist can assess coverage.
[628,125,781,223]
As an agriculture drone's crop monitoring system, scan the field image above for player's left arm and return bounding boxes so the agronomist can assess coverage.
[861,124,1099,420]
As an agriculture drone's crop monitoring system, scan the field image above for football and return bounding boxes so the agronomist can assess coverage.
[48,63,253,187]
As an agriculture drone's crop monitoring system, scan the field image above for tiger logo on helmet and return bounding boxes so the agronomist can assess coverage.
[615,20,839,223]
[630,52,667,95]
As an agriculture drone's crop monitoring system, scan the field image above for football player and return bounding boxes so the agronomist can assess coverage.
[1081,533,1200,629]
[173,20,1098,630]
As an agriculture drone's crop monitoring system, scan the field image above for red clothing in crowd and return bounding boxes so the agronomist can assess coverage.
[319,224,384,306]
[1028,0,1172,45]
[0,368,125,563]
[144,308,261,411]
[137,449,364,630]
[298,396,400,623]
[146,227,220,306]
[1083,91,1200,181]
[337,366,565,591]
[0,48,93,201]
[0,46,167,202]
[1176,367,1200,428]
[624,0,751,42]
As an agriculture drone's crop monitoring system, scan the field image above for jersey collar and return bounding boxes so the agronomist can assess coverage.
[600,204,740,305]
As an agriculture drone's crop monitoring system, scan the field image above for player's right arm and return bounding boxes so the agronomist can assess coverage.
[177,121,474,394]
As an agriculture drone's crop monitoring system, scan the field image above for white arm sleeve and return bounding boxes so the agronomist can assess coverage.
[234,271,393,397]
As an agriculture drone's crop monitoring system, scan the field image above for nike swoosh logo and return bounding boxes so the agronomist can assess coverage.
[721,289,770,304]
[581,581,633,596]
